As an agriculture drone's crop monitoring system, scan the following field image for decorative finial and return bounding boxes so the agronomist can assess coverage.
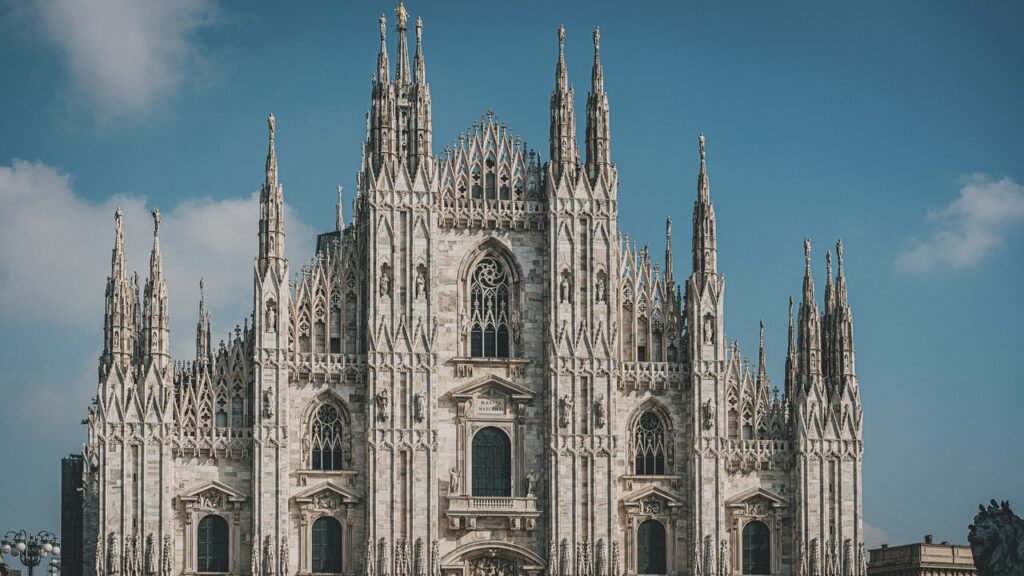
[699,132,706,160]
[200,277,205,298]
[336,185,344,231]
[558,25,566,53]
[836,239,844,272]
[593,26,600,52]
[379,13,387,40]
[666,217,672,237]
[115,207,124,234]
[416,16,422,40]
[826,250,833,277]
[804,238,812,270]
[760,319,765,343]
[268,113,275,141]
[395,1,408,31]
[152,208,161,236]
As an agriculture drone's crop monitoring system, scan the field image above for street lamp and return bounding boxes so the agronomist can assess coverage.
[1,531,60,576]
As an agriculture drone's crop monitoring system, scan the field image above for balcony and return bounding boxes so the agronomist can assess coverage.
[446,495,541,531]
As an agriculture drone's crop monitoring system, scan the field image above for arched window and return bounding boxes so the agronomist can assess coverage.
[311,405,344,471]
[633,411,667,475]
[311,516,343,573]
[637,520,666,574]
[197,515,229,573]
[472,427,511,497]
[469,257,511,359]
[742,521,771,575]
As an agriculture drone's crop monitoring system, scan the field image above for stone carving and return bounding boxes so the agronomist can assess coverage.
[640,499,662,514]
[510,310,522,344]
[379,538,390,576]
[279,536,289,576]
[344,430,353,463]
[430,539,440,576]
[396,539,410,576]
[415,265,427,299]
[559,394,573,428]
[468,556,515,576]
[702,398,716,430]
[525,470,538,496]
[95,532,105,576]
[596,539,607,576]
[703,316,714,344]
[107,531,120,575]
[252,539,262,576]
[124,535,137,576]
[144,534,155,576]
[376,388,390,422]
[414,393,425,422]
[856,541,866,576]
[797,540,807,576]
[559,538,569,576]
[842,539,852,576]
[448,466,461,495]
[692,538,702,576]
[263,535,275,576]
[160,535,171,576]
[969,499,1024,576]
[704,535,716,576]
[549,540,559,576]
[719,539,730,576]
[809,539,820,576]
[826,538,838,576]
[414,538,426,576]
[559,274,571,304]
[197,489,222,509]
[595,273,607,303]
[265,299,277,332]
[380,264,392,297]
[594,394,606,428]
[263,387,274,419]
[610,541,621,576]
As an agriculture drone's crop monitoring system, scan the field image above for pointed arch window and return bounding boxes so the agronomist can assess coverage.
[311,405,344,471]
[743,521,771,575]
[469,257,511,358]
[197,514,229,573]
[637,520,666,574]
[633,411,667,475]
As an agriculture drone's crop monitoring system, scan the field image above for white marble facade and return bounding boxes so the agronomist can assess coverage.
[80,6,865,576]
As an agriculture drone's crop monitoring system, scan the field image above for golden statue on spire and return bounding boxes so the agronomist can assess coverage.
[396,1,408,31]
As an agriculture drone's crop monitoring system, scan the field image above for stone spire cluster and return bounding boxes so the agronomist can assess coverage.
[585,26,612,183]
[549,25,578,183]
[364,1,432,179]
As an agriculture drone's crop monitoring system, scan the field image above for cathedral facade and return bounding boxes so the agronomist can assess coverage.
[79,7,865,576]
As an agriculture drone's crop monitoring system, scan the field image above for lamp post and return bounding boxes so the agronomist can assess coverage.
[1,531,60,576]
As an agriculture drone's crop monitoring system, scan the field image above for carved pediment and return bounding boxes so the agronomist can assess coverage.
[178,481,247,510]
[622,485,683,515]
[725,487,787,516]
[293,480,360,510]
[449,374,534,402]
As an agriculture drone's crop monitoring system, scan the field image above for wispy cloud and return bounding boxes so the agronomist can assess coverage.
[896,175,1024,274]
[0,159,314,358]
[863,521,891,549]
[34,0,219,121]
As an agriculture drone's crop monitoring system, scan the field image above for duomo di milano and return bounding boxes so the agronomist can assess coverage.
[78,4,865,576]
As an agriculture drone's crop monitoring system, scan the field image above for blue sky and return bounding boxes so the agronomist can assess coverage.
[1,0,1022,549]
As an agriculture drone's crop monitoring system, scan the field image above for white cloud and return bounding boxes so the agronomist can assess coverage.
[896,175,1024,274]
[35,0,219,120]
[863,521,891,549]
[0,159,314,359]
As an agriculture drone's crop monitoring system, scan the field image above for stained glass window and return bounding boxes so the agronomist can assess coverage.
[633,411,667,475]
[311,405,344,471]
[472,427,511,497]
[469,257,511,358]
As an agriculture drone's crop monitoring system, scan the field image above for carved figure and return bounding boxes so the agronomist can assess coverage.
[379,265,392,297]
[265,300,277,332]
[251,540,262,576]
[559,393,574,428]
[344,431,353,463]
[263,536,275,576]
[376,388,390,422]
[692,539,702,576]
[280,536,289,576]
[144,534,155,576]
[379,538,390,576]
[594,394,606,428]
[719,539,730,576]
[702,398,716,430]
[263,387,274,418]
[161,535,172,576]
[511,310,522,344]
[108,531,121,575]
[364,539,375,576]
[430,539,440,576]
[96,532,105,576]
[559,275,571,303]
[448,466,461,495]
[969,499,1024,576]
[526,470,538,496]
[703,316,714,344]
[610,541,621,576]
[415,267,426,300]
[595,274,606,303]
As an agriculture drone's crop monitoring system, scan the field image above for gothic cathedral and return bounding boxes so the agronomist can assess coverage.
[79,6,865,576]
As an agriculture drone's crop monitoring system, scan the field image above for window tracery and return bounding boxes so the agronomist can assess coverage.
[633,411,667,475]
[310,404,344,471]
[469,257,511,358]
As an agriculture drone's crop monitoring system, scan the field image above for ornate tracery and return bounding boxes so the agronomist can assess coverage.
[469,257,512,358]
[632,411,667,476]
[310,404,344,471]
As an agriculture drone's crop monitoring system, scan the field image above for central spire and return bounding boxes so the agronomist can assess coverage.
[395,1,410,84]
[691,133,717,277]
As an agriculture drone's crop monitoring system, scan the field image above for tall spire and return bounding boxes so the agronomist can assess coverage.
[336,185,345,232]
[664,218,673,281]
[802,238,815,306]
[691,133,718,277]
[785,295,796,402]
[394,2,410,85]
[585,26,612,182]
[259,114,286,274]
[377,13,390,83]
[758,319,767,383]
[141,208,170,372]
[196,278,211,365]
[549,25,578,183]
[413,16,425,84]
[797,238,823,394]
[102,208,137,371]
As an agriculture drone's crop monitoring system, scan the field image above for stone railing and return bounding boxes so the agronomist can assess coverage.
[617,361,686,391]
[446,495,540,531]
[438,198,547,231]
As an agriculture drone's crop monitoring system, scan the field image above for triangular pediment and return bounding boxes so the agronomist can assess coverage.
[622,485,683,507]
[293,480,360,504]
[180,480,247,503]
[725,486,787,508]
[448,374,534,402]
